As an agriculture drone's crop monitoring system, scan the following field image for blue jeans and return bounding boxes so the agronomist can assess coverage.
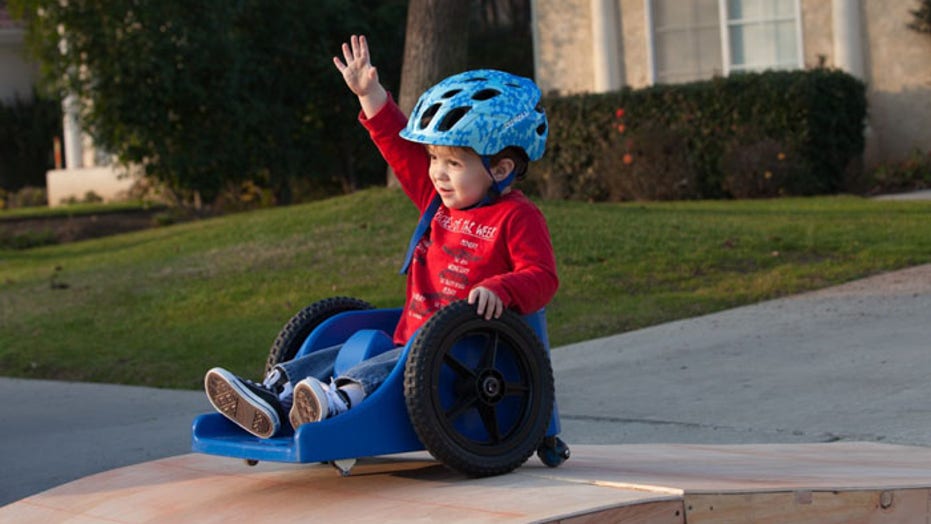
[275,345,403,396]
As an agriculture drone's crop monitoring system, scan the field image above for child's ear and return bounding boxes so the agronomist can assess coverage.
[491,158,515,182]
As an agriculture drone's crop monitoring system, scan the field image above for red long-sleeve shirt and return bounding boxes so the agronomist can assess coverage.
[360,97,559,345]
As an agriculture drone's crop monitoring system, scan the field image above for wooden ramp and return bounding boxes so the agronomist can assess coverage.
[3,442,931,523]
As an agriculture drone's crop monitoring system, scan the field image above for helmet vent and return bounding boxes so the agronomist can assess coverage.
[466,77,487,82]
[419,103,442,130]
[437,107,471,131]
[471,88,500,101]
[505,82,522,88]
[536,123,547,136]
[441,89,462,99]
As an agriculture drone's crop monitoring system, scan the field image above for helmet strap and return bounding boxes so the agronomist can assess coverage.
[479,155,516,207]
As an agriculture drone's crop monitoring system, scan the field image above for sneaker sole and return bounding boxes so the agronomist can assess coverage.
[205,368,279,439]
[290,380,328,429]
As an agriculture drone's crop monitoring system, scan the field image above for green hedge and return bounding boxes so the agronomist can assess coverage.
[529,69,867,201]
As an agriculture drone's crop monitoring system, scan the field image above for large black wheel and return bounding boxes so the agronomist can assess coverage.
[264,297,374,374]
[404,301,554,477]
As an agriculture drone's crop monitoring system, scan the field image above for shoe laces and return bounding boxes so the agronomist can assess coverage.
[263,367,293,410]
[262,368,286,391]
[325,378,350,415]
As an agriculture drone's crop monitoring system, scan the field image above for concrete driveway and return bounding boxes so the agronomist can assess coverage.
[554,263,931,447]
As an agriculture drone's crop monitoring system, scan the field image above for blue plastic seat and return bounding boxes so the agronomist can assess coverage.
[191,306,563,470]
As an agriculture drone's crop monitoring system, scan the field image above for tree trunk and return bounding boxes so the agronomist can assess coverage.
[388,0,471,187]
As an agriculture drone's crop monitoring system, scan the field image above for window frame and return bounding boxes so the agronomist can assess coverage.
[645,0,804,85]
[718,0,805,75]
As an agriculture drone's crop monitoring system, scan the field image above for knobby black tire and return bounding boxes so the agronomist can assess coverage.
[404,300,554,477]
[264,297,374,374]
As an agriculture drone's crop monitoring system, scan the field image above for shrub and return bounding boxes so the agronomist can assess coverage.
[0,229,58,250]
[866,148,931,194]
[531,69,866,201]
[909,0,931,33]
[15,0,407,202]
[8,186,48,208]
[529,90,616,201]
[212,179,277,213]
[59,190,106,206]
[599,118,698,201]
[83,191,103,204]
[719,133,805,199]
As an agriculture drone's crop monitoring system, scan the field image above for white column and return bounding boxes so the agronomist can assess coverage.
[590,0,623,92]
[531,0,542,83]
[832,0,865,79]
[62,93,83,169]
[832,0,877,171]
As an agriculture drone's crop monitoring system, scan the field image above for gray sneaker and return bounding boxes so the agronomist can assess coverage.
[204,367,285,438]
[289,377,350,429]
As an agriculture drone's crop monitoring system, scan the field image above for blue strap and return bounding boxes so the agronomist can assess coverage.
[399,158,514,275]
[476,155,515,208]
[400,194,442,274]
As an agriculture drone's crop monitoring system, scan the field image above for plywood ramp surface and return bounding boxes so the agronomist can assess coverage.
[2,442,931,523]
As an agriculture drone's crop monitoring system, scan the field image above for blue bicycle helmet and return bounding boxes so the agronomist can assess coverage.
[400,69,548,163]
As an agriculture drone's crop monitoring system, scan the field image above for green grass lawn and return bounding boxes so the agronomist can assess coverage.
[1,188,930,389]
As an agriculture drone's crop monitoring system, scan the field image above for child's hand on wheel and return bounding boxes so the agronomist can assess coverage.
[468,286,504,320]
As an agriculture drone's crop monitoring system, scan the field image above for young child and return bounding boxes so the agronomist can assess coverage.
[204,34,558,439]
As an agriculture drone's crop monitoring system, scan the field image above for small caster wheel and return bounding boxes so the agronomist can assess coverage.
[537,437,570,468]
[244,459,259,467]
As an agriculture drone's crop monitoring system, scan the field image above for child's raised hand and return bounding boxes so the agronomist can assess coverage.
[333,35,380,97]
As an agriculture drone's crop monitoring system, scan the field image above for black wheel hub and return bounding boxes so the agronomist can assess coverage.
[477,369,506,405]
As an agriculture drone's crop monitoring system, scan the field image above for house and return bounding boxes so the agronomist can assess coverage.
[6,1,928,204]
[0,6,37,102]
[0,5,134,207]
[531,0,931,168]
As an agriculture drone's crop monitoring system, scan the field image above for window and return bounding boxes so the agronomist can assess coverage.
[723,0,802,73]
[648,0,802,84]
[650,0,723,84]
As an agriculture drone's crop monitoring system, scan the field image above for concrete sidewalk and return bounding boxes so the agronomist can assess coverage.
[554,263,931,447]
[0,379,210,505]
[3,264,931,506]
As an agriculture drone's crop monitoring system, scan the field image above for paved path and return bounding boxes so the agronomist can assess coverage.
[2,264,931,507]
[0,380,209,505]
[873,188,931,201]
[554,264,931,447]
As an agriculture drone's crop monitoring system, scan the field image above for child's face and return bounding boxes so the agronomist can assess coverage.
[426,145,494,209]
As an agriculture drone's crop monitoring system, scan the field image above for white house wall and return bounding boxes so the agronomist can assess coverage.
[620,0,650,88]
[533,0,594,94]
[0,27,38,102]
[861,0,931,166]
[533,0,931,168]
[799,0,832,68]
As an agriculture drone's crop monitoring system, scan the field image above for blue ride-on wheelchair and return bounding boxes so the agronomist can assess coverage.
[192,297,570,477]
